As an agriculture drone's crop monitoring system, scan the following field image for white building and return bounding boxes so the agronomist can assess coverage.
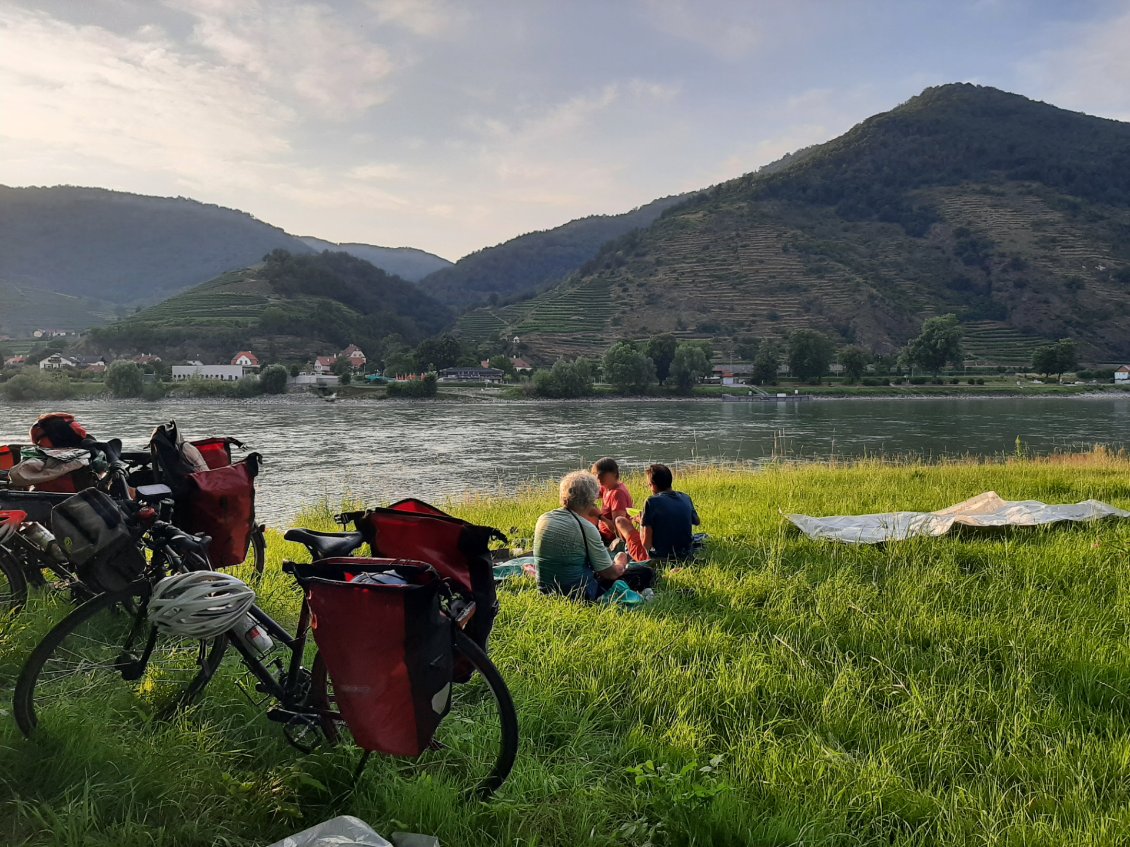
[1116,365,1130,383]
[171,364,247,381]
[39,354,76,370]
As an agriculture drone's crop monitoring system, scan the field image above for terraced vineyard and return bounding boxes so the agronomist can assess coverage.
[961,321,1044,367]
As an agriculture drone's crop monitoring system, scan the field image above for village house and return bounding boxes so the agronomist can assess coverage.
[439,366,505,384]
[1115,365,1130,383]
[133,354,162,366]
[712,364,755,386]
[231,351,260,369]
[340,344,366,370]
[4,355,27,368]
[39,353,76,370]
[171,364,247,382]
[314,355,337,375]
[479,356,533,374]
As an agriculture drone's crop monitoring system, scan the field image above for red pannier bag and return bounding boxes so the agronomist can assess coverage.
[291,558,453,757]
[182,458,259,568]
[345,501,505,682]
[190,437,242,470]
[0,445,23,472]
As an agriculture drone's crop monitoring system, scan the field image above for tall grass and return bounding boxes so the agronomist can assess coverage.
[2,454,1130,845]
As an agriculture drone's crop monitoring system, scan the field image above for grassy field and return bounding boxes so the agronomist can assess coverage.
[3,454,1130,846]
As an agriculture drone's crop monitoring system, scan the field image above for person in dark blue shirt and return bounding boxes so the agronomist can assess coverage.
[640,464,700,559]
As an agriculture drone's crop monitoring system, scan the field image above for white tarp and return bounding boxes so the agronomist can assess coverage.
[266,816,391,847]
[786,491,1130,545]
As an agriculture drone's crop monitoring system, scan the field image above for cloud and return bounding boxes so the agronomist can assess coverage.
[641,0,761,60]
[167,0,399,114]
[1016,7,1130,122]
[367,0,468,37]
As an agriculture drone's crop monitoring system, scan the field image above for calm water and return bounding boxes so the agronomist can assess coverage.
[2,397,1127,526]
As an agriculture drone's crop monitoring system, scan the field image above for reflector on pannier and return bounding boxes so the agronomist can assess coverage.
[344,502,505,681]
[292,558,453,757]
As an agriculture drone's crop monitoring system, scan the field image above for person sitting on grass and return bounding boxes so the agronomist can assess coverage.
[591,456,649,562]
[640,463,701,560]
[534,470,655,601]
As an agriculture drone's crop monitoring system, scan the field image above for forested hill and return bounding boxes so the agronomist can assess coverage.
[86,250,451,364]
[297,237,451,282]
[459,84,1130,363]
[0,186,313,314]
[420,193,687,309]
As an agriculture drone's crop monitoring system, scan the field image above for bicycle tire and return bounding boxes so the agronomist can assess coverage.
[0,547,28,615]
[13,581,227,737]
[309,627,518,799]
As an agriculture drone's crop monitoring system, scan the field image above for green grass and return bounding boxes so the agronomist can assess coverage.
[3,454,1130,845]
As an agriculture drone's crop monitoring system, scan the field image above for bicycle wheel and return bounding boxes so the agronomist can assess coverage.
[14,581,228,737]
[0,548,28,615]
[310,628,518,799]
[248,526,266,575]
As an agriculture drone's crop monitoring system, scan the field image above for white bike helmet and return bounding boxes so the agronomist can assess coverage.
[0,514,20,546]
[147,571,256,638]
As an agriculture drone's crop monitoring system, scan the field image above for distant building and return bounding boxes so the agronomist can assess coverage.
[133,354,162,365]
[1116,365,1130,383]
[4,355,27,368]
[171,364,247,382]
[340,344,366,369]
[314,356,337,375]
[480,356,532,374]
[712,364,754,386]
[231,351,260,368]
[39,354,76,370]
[439,367,505,383]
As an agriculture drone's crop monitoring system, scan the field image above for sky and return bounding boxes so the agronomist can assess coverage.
[3,1,1130,260]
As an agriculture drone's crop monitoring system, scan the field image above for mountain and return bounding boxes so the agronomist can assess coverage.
[420,194,688,310]
[457,84,1130,364]
[297,237,451,282]
[86,250,451,364]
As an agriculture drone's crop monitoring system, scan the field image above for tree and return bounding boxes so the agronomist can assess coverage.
[532,358,595,398]
[1031,344,1058,377]
[331,356,352,377]
[259,364,289,395]
[906,314,963,375]
[384,351,418,377]
[105,361,144,397]
[415,334,468,371]
[488,355,517,379]
[752,343,780,385]
[645,334,678,384]
[838,345,870,384]
[734,334,760,361]
[603,343,657,393]
[288,364,301,378]
[669,343,711,393]
[787,330,835,383]
[1053,338,1077,377]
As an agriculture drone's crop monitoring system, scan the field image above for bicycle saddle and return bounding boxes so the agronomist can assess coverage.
[284,528,364,560]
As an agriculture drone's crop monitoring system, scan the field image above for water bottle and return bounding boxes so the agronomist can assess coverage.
[21,522,68,564]
[238,613,274,657]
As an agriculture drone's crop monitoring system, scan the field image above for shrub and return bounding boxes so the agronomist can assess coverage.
[106,362,144,398]
[141,382,167,401]
[259,364,289,395]
[388,374,437,398]
[860,378,884,386]
[909,376,928,385]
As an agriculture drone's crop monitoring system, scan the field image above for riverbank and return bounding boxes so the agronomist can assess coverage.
[3,456,1130,845]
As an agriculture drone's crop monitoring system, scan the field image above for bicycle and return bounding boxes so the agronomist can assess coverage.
[14,528,519,799]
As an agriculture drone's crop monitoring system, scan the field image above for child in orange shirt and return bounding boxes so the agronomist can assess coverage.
[591,457,649,562]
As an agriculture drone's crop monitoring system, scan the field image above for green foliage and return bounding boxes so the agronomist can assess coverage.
[0,370,78,401]
[752,343,780,385]
[838,345,871,383]
[1031,338,1077,378]
[906,314,964,375]
[530,358,595,398]
[105,361,144,398]
[602,342,657,393]
[387,374,437,398]
[645,334,678,384]
[787,329,835,383]
[140,381,167,402]
[670,343,712,393]
[415,333,471,371]
[488,355,517,378]
[259,364,289,395]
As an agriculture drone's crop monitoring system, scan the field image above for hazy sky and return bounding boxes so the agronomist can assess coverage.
[3,1,1128,260]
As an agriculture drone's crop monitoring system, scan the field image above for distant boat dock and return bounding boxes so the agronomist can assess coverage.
[722,392,813,402]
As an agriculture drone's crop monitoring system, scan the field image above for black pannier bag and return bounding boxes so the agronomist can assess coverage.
[291,558,453,757]
[343,500,505,682]
[51,488,145,592]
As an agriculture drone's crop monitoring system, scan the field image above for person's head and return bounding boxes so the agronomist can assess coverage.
[646,463,673,493]
[560,470,601,517]
[591,457,620,488]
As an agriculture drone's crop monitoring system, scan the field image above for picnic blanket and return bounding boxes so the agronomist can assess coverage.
[786,491,1130,545]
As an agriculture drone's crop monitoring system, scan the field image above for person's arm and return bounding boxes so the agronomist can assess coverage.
[583,512,625,579]
[640,525,653,551]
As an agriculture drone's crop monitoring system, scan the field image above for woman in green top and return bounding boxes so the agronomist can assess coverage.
[533,470,654,601]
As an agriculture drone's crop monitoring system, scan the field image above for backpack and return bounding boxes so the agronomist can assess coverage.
[51,488,145,592]
[30,413,90,449]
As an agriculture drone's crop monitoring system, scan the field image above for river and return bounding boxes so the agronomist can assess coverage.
[2,396,1127,526]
